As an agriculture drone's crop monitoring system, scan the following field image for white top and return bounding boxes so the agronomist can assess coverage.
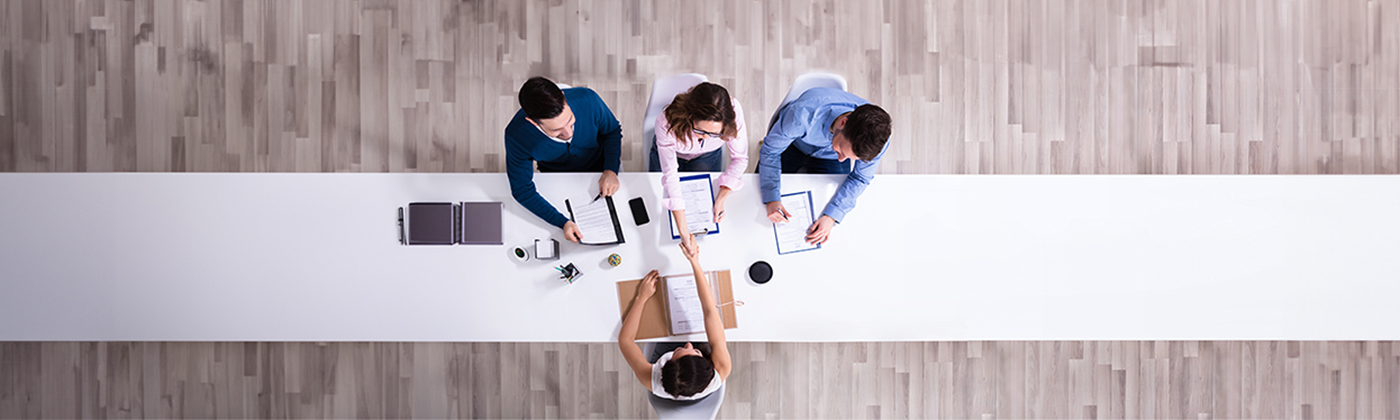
[650,350,723,400]
[2,173,1399,341]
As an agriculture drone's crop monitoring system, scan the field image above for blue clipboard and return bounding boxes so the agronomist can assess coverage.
[773,191,821,255]
[669,174,721,240]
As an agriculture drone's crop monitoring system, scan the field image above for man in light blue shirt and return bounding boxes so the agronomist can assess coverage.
[758,87,892,245]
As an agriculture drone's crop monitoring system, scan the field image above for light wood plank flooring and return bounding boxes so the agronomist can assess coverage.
[2,0,1399,174]
[3,0,1399,418]
[3,341,1398,419]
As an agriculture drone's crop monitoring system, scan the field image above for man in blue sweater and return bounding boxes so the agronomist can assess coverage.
[758,87,892,245]
[505,77,623,243]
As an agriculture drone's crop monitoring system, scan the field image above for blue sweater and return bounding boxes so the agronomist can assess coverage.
[505,87,623,227]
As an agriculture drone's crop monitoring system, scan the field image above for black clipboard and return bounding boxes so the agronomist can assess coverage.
[564,196,626,245]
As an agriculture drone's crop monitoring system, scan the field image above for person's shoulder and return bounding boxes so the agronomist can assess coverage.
[729,96,745,112]
[802,87,865,104]
[564,86,604,104]
[504,110,537,143]
[798,86,842,100]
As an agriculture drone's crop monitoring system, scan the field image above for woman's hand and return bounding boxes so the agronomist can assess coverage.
[680,241,701,263]
[636,270,659,302]
[712,198,726,224]
[681,232,697,257]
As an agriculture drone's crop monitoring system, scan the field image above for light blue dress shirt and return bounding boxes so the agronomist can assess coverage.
[758,87,890,222]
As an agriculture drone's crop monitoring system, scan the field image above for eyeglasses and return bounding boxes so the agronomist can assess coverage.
[691,128,722,139]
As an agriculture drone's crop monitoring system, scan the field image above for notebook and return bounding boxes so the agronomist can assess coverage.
[399,202,503,245]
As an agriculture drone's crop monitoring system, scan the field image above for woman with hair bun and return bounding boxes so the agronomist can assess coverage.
[618,242,732,402]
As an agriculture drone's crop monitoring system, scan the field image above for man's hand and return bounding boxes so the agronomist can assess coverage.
[805,215,836,245]
[765,201,791,224]
[635,270,660,302]
[563,221,582,243]
[599,170,620,197]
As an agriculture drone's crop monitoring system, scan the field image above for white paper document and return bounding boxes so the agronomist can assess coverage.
[773,191,820,255]
[568,196,621,245]
[669,175,719,239]
[665,273,707,335]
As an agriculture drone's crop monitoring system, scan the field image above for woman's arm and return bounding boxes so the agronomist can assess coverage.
[618,270,660,390]
[712,186,732,223]
[671,209,696,251]
[679,243,732,380]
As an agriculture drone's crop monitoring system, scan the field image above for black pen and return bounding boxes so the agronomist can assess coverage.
[592,192,602,203]
[397,207,406,245]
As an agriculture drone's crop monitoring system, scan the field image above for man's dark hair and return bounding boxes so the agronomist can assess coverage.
[842,104,892,161]
[660,354,715,397]
[519,77,567,121]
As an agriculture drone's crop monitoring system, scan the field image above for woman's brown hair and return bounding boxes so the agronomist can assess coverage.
[663,82,738,147]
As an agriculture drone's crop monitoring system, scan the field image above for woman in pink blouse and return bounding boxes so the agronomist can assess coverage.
[648,82,749,250]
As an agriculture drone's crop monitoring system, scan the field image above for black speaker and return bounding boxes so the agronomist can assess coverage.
[748,261,773,284]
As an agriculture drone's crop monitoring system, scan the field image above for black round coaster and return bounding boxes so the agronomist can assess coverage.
[748,261,773,284]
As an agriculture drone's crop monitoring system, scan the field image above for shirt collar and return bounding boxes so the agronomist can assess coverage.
[535,123,570,144]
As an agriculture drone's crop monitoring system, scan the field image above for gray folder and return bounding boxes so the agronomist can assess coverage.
[458,202,503,245]
[401,202,502,246]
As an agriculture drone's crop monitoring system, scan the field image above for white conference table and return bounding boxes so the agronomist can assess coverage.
[1,173,1397,342]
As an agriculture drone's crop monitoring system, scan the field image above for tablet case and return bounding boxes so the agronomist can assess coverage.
[402,202,503,245]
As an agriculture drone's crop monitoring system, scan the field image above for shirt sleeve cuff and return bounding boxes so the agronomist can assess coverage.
[821,205,848,224]
[761,187,782,204]
[716,174,744,192]
[661,197,686,211]
[549,212,570,228]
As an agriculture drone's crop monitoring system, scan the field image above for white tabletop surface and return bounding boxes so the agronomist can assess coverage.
[1,173,1397,342]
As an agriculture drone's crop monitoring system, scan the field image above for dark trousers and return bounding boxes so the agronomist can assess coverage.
[761,142,852,175]
[648,144,725,173]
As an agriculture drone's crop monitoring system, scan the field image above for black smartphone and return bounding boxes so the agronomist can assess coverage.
[628,197,650,226]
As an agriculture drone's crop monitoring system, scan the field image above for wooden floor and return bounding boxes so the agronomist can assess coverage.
[2,0,1400,174]
[3,0,1400,418]
[2,341,1398,419]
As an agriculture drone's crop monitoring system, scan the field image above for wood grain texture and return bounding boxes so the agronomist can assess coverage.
[2,0,1399,174]
[2,341,1397,419]
[3,0,1399,418]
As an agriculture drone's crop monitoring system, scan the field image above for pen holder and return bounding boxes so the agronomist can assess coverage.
[556,263,583,284]
[535,238,559,260]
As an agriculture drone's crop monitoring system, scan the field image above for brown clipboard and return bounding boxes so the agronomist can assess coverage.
[616,270,738,340]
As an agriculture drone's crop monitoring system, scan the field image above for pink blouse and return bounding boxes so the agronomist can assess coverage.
[655,98,749,211]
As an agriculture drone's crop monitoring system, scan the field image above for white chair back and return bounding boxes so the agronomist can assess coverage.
[642,73,709,169]
[768,72,848,130]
